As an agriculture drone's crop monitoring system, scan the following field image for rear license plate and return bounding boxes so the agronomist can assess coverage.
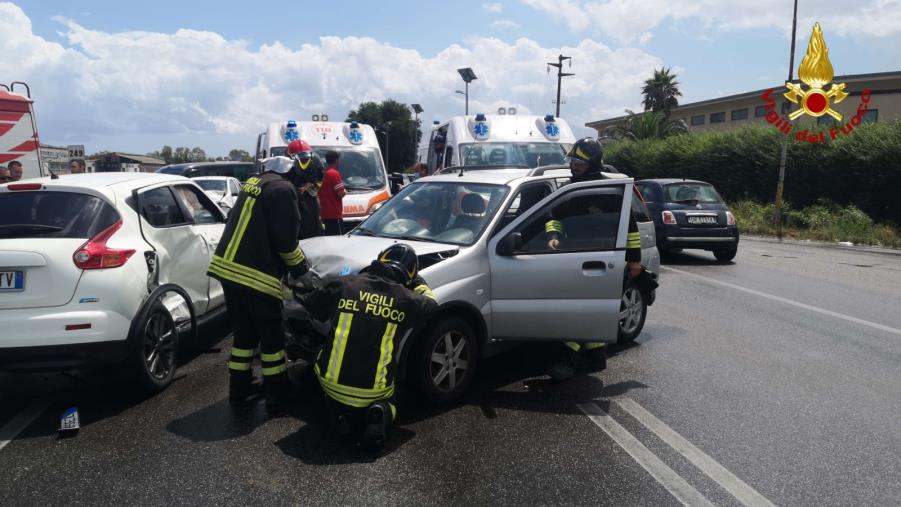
[687,216,717,224]
[0,271,25,291]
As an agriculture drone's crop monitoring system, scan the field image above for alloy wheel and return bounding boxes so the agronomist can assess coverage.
[619,287,644,335]
[143,310,177,381]
[430,331,469,393]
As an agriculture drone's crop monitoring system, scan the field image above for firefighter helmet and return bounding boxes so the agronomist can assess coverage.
[287,140,313,162]
[377,244,418,285]
[567,137,604,169]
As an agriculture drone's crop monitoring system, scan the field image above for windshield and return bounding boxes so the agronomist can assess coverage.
[269,146,386,191]
[157,166,185,175]
[0,191,120,239]
[664,183,724,204]
[356,182,510,246]
[459,142,572,168]
[196,179,227,192]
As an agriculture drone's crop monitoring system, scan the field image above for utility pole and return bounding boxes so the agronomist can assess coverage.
[774,0,799,240]
[547,54,574,117]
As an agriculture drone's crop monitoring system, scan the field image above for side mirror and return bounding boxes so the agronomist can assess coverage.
[496,232,522,257]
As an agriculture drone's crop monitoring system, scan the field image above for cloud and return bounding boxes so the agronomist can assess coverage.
[0,2,663,154]
[492,19,519,29]
[482,2,504,13]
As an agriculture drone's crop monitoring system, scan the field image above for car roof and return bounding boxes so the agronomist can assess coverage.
[422,168,536,185]
[161,161,253,170]
[16,172,187,188]
[193,176,235,180]
[639,178,709,186]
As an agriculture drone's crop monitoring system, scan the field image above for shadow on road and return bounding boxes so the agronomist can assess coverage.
[660,249,726,266]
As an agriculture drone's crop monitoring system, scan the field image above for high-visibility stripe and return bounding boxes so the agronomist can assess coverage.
[374,323,397,389]
[389,403,397,420]
[262,363,287,376]
[230,347,255,358]
[414,284,436,301]
[584,342,606,350]
[278,247,305,266]
[564,341,581,352]
[224,196,257,261]
[228,361,252,371]
[261,350,285,362]
[627,231,641,248]
[208,264,283,299]
[326,312,353,382]
[314,364,394,399]
[210,256,281,291]
[545,220,565,235]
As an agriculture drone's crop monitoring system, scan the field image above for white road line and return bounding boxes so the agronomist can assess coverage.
[577,402,715,507]
[0,398,52,452]
[615,398,776,507]
[661,266,901,338]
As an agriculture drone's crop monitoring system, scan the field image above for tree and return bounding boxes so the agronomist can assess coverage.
[190,147,207,162]
[605,109,688,141]
[642,67,682,116]
[228,149,253,162]
[346,99,421,172]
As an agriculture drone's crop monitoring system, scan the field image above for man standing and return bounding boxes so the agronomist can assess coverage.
[69,159,86,174]
[0,166,10,183]
[286,140,325,239]
[8,161,23,182]
[319,150,347,236]
[206,158,310,410]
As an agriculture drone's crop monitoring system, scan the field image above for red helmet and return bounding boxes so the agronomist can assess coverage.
[287,140,312,155]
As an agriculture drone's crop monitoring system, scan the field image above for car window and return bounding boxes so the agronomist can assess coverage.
[637,183,660,203]
[196,179,227,193]
[492,183,553,236]
[173,185,225,224]
[139,186,189,228]
[229,179,241,195]
[664,183,724,204]
[631,187,651,222]
[514,188,624,254]
[0,191,119,239]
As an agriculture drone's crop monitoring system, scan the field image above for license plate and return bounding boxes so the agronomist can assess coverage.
[687,216,717,224]
[0,271,25,291]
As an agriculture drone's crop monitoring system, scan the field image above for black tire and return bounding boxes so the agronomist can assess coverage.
[128,300,180,393]
[714,247,738,263]
[617,284,647,344]
[412,316,479,404]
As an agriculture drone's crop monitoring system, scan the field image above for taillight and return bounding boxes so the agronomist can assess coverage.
[726,211,736,225]
[73,220,135,269]
[662,211,676,225]
[7,183,42,191]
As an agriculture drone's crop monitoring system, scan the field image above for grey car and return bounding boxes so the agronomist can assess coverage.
[300,166,660,402]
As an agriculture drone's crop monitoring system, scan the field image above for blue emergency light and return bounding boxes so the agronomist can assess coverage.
[475,113,487,122]
[544,114,555,122]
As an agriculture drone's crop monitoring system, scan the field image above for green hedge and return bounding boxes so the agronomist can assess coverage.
[604,120,901,224]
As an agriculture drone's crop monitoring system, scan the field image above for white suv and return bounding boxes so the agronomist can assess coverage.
[0,173,227,392]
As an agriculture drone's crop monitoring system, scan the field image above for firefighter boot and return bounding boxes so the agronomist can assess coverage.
[362,401,392,451]
[583,344,607,372]
[263,372,298,414]
[229,371,258,403]
[547,344,578,381]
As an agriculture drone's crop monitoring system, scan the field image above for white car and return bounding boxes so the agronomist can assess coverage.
[0,173,227,392]
[193,176,242,213]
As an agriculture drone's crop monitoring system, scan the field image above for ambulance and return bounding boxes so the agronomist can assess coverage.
[255,118,391,225]
[423,112,577,175]
[0,83,45,180]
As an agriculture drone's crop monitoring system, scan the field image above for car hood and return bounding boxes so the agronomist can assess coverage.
[300,235,460,277]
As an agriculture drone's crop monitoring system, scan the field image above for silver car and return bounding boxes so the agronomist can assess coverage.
[300,166,660,402]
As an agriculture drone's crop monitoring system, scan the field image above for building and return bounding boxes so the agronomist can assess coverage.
[90,152,165,173]
[587,71,901,137]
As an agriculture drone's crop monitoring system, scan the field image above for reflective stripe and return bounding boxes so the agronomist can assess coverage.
[414,284,436,301]
[230,347,255,358]
[627,231,641,248]
[208,263,283,300]
[374,322,397,389]
[326,312,353,382]
[211,256,281,291]
[584,342,606,350]
[262,363,287,376]
[261,350,285,362]
[224,196,257,261]
[564,341,581,352]
[389,403,397,421]
[228,361,252,371]
[279,247,305,267]
[545,219,564,234]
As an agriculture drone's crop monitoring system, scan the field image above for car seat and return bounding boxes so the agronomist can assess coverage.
[451,193,487,233]
[488,149,507,165]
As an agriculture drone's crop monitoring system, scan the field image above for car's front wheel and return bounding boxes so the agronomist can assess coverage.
[618,284,647,343]
[412,316,479,404]
[128,301,179,393]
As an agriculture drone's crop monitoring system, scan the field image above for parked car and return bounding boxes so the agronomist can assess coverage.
[299,165,660,403]
[0,173,228,392]
[157,161,257,182]
[194,176,242,213]
[636,179,739,262]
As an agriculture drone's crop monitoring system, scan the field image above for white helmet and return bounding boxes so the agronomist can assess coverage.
[259,156,294,174]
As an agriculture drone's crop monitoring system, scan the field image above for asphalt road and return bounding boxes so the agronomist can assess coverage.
[2,237,900,506]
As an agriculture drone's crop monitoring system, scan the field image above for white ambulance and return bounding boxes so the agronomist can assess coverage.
[0,83,45,180]
[255,118,391,225]
[423,112,577,175]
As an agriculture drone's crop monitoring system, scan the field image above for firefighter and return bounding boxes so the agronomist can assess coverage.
[206,157,310,410]
[545,137,642,381]
[286,140,325,239]
[303,244,438,450]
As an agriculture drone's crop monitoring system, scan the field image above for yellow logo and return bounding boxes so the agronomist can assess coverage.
[784,23,848,121]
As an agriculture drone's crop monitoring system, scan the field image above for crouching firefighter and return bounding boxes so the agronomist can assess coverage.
[545,137,642,381]
[207,158,310,410]
[304,244,438,449]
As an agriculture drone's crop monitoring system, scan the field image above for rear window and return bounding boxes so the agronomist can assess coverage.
[157,166,186,175]
[664,183,724,204]
[0,191,119,239]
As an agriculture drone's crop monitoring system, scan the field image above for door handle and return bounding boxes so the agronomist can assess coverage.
[582,261,607,276]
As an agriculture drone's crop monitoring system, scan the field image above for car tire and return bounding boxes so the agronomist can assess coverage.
[617,284,647,344]
[128,300,180,394]
[714,247,737,263]
[412,316,479,404]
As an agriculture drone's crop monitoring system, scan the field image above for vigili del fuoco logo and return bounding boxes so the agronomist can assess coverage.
[760,23,872,143]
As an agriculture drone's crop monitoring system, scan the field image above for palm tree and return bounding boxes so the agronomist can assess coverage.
[605,109,687,141]
[641,68,682,115]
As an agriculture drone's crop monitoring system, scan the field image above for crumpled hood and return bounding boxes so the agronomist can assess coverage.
[300,235,459,277]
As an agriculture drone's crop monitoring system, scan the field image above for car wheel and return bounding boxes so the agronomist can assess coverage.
[617,284,647,343]
[129,301,179,393]
[412,317,479,404]
[714,247,737,263]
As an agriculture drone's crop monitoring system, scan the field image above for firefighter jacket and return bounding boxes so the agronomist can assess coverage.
[207,172,307,300]
[291,155,325,239]
[306,266,438,408]
[545,169,642,263]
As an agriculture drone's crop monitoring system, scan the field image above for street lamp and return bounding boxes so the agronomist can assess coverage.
[457,67,477,115]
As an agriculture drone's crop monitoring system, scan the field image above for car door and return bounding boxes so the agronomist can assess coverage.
[487,179,633,343]
[630,187,660,271]
[171,183,227,312]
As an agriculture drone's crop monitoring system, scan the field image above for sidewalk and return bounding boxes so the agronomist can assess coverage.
[742,234,901,257]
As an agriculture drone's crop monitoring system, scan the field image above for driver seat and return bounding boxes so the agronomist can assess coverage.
[451,193,486,233]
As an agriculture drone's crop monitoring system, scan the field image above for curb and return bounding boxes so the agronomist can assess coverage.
[742,235,901,257]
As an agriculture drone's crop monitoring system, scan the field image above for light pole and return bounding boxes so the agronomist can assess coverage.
[457,67,477,115]
[411,104,424,164]
[774,0,799,240]
[547,54,574,118]
[378,122,392,171]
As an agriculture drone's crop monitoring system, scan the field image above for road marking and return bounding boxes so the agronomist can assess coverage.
[662,266,901,338]
[577,402,715,507]
[0,398,52,452]
[615,398,776,507]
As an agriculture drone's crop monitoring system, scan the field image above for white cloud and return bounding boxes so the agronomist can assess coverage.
[482,2,504,13]
[0,2,663,154]
[492,19,519,29]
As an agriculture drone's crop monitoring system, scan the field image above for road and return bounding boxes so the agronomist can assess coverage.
[1,237,900,506]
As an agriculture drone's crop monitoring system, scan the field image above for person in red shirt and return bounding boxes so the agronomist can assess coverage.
[319,150,347,235]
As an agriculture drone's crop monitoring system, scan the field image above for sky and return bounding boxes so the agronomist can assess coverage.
[3,0,900,157]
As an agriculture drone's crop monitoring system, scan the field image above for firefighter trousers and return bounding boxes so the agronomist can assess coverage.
[564,342,606,352]
[223,285,289,392]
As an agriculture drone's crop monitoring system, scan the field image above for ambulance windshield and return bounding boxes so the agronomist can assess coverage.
[459,142,572,168]
[268,146,386,191]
